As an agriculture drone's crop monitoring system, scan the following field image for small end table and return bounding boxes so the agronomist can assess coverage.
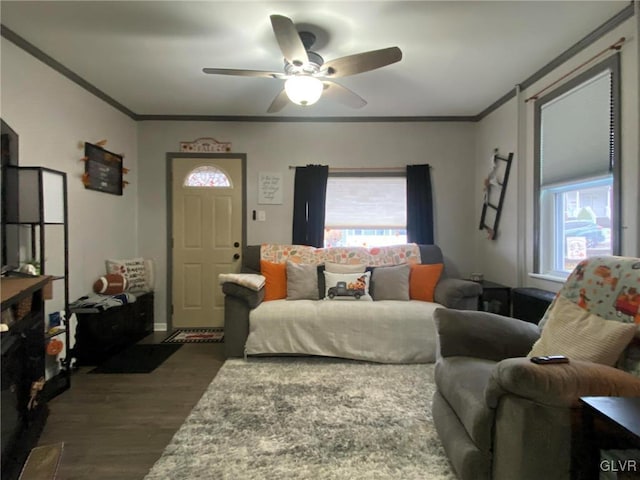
[573,396,640,479]
[473,280,511,316]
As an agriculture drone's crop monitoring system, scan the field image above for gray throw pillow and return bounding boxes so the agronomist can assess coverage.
[371,264,410,301]
[286,262,319,300]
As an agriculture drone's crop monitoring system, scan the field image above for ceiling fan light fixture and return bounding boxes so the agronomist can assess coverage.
[284,76,323,106]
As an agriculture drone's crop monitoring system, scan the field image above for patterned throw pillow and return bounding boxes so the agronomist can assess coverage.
[528,295,637,366]
[537,256,640,376]
[323,271,371,301]
[106,257,149,293]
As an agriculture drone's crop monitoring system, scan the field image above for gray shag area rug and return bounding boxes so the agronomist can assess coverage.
[144,357,455,480]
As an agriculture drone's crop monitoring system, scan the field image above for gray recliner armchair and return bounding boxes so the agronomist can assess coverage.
[432,256,640,480]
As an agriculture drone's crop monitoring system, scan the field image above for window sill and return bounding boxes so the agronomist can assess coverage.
[528,272,568,284]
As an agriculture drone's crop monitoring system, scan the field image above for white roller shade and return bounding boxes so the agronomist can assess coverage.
[325,176,406,228]
[540,70,612,186]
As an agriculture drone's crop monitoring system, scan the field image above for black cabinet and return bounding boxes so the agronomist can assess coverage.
[477,280,511,316]
[1,276,50,480]
[512,288,555,324]
[73,292,154,365]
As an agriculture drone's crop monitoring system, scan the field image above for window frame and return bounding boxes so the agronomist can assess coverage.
[533,53,621,276]
[324,171,407,248]
[183,165,233,188]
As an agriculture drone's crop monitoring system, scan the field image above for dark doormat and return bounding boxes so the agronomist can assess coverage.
[89,344,182,374]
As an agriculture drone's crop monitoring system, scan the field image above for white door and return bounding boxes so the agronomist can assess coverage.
[171,157,243,328]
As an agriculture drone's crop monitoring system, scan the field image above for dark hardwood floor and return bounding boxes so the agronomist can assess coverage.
[37,333,226,480]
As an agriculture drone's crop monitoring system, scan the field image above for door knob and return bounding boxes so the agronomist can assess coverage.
[234,242,240,248]
[233,253,240,260]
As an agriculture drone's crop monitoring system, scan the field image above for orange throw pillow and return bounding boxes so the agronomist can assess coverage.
[409,263,444,302]
[260,260,287,301]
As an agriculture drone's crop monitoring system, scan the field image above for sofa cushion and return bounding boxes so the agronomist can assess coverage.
[418,244,444,265]
[260,243,422,267]
[537,256,640,376]
[323,271,371,300]
[325,262,367,273]
[410,263,443,302]
[528,295,637,366]
[246,299,440,363]
[105,257,152,293]
[260,260,287,301]
[286,262,319,300]
[435,356,497,454]
[370,264,410,301]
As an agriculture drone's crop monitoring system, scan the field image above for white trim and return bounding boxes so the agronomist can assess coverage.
[528,272,567,284]
[154,323,168,331]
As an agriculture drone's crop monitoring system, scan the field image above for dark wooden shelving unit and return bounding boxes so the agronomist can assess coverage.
[4,165,71,400]
[1,276,51,480]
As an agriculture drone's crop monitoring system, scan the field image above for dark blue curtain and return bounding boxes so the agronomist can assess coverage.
[406,164,434,244]
[292,165,329,247]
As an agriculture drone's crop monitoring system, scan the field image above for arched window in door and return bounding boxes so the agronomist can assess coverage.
[183,165,232,187]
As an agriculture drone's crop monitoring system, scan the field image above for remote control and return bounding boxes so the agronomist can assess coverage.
[530,355,569,364]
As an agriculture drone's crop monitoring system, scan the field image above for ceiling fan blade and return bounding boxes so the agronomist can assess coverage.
[267,89,290,113]
[203,68,285,79]
[270,14,309,66]
[323,47,402,78]
[322,81,367,109]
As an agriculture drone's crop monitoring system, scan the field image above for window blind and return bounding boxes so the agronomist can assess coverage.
[325,176,406,228]
[540,70,612,186]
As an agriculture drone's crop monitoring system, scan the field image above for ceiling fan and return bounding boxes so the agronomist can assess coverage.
[203,14,402,113]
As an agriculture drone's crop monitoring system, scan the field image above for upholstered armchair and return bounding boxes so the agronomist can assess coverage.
[432,256,640,480]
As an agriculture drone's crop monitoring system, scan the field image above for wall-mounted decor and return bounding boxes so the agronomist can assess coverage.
[82,142,124,195]
[258,172,283,205]
[479,149,513,240]
[180,137,231,153]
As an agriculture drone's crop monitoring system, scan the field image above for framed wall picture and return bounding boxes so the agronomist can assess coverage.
[258,172,283,205]
[84,142,123,195]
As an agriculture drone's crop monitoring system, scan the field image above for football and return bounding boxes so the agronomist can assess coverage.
[93,273,128,295]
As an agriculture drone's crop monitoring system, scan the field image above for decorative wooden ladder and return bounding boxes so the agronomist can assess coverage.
[479,150,513,240]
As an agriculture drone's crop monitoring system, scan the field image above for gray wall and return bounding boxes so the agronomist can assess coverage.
[137,120,478,328]
[1,38,139,377]
[2,14,637,332]
[475,16,639,292]
[1,39,139,305]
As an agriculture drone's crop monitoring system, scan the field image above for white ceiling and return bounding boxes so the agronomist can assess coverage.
[0,1,630,118]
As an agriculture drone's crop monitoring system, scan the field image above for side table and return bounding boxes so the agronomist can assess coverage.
[473,280,511,316]
[512,287,555,324]
[572,396,640,479]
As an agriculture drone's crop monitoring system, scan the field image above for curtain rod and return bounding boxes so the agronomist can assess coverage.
[287,166,410,171]
[525,37,625,103]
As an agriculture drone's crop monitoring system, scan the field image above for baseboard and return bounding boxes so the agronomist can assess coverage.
[154,323,168,331]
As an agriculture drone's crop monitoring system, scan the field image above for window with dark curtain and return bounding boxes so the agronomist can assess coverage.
[406,164,434,244]
[292,165,329,247]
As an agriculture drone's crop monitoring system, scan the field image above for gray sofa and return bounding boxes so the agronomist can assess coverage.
[222,244,482,361]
